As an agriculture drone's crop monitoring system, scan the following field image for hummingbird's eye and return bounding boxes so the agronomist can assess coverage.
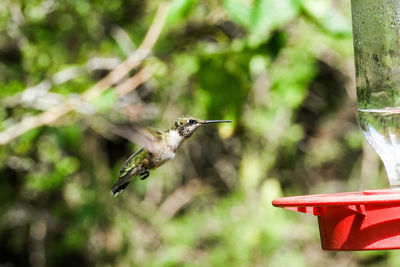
[188,119,197,124]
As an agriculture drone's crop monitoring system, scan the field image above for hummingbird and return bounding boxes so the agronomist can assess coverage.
[111,116,232,196]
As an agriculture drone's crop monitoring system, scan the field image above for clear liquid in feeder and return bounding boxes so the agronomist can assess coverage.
[353,0,400,187]
[359,108,400,187]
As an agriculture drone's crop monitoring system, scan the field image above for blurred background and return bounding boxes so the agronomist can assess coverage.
[0,0,397,266]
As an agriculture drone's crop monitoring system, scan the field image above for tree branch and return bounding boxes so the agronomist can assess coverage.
[0,2,169,145]
[160,179,202,219]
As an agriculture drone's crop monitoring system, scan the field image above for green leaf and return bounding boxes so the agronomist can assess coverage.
[224,0,301,46]
[249,0,301,46]
[302,0,352,35]
[224,0,252,29]
[91,89,117,113]
[167,0,197,25]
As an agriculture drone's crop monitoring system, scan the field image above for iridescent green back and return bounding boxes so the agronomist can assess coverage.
[118,148,149,178]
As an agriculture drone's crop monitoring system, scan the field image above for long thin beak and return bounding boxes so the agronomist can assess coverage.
[203,120,232,124]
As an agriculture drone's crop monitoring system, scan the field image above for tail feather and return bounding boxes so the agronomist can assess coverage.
[111,181,130,197]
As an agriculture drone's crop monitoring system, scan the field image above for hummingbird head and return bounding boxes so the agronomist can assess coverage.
[173,116,232,138]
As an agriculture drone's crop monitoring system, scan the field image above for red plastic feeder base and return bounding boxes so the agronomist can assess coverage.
[272,189,400,250]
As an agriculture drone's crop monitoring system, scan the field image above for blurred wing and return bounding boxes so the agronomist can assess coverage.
[110,122,163,154]
[128,127,163,154]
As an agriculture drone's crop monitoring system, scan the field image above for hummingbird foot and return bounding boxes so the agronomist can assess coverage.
[140,169,150,180]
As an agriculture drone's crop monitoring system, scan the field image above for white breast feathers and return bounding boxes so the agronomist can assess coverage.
[166,130,184,151]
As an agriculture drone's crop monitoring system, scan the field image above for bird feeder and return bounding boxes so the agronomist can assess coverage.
[272,0,400,250]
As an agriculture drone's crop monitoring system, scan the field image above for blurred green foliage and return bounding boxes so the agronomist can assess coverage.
[0,0,398,266]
